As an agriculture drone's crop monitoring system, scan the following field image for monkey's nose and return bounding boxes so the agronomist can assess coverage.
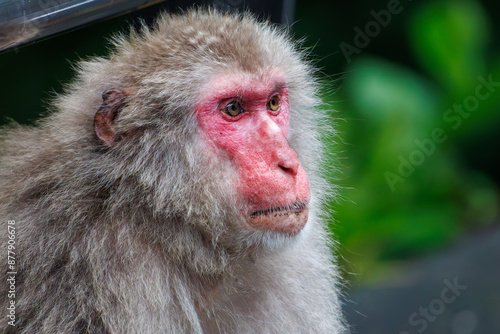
[255,114,300,175]
[277,149,300,176]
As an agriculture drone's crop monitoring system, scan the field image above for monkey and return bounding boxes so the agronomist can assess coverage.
[0,9,348,334]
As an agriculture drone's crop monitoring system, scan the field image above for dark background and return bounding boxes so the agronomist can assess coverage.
[1,0,499,333]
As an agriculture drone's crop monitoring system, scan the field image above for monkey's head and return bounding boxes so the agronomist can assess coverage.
[59,10,323,243]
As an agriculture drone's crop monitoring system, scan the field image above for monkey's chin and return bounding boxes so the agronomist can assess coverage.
[248,204,309,236]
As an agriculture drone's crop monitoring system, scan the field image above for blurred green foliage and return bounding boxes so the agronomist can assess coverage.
[294,0,500,282]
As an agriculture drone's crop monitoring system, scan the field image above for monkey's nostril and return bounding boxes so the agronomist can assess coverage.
[279,164,299,177]
[279,165,293,173]
[275,148,300,175]
[278,155,300,175]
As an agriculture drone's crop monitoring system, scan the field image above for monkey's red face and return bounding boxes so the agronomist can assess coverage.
[196,71,311,235]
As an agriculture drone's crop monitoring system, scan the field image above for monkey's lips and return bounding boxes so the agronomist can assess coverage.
[249,203,309,236]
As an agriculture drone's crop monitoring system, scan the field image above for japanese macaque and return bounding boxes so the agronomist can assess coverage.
[0,9,347,334]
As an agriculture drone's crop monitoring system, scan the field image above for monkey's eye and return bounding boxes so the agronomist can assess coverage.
[267,95,280,112]
[223,101,244,117]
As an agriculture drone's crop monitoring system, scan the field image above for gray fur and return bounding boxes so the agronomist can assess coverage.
[0,9,347,333]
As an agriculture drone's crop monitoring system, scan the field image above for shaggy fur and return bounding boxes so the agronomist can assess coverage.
[0,9,347,333]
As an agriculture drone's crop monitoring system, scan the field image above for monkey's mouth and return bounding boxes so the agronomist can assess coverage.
[250,202,307,218]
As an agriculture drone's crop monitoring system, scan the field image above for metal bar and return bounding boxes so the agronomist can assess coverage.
[0,0,165,52]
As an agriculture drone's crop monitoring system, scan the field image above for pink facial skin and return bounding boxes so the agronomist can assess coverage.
[196,70,311,236]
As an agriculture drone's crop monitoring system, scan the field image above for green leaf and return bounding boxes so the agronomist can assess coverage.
[409,0,489,94]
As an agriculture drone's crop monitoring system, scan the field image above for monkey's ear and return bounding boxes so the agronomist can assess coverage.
[94,89,132,147]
